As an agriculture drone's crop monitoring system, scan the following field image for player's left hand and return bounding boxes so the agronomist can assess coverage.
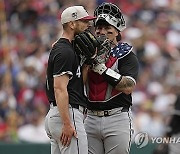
[92,63,107,75]
[74,29,100,63]
[60,123,77,147]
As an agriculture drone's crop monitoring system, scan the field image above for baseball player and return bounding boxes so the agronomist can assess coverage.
[44,6,96,154]
[167,94,180,154]
[84,3,139,154]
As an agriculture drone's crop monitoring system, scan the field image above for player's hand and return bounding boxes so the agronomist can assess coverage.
[60,123,77,147]
[92,63,107,75]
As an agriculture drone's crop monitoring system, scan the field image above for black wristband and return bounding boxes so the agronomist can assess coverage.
[102,68,122,87]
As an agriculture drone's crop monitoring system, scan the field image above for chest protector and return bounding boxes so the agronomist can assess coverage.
[87,42,132,102]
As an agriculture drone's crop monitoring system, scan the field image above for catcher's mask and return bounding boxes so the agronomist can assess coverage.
[94,3,126,32]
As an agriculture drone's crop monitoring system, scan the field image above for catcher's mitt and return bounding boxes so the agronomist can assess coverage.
[95,34,112,64]
[74,30,100,64]
[74,30,113,65]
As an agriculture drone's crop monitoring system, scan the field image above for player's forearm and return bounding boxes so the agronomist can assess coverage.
[92,63,136,94]
[115,76,135,94]
[82,64,90,84]
[55,89,71,125]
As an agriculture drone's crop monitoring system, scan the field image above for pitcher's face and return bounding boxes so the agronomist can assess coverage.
[74,20,90,35]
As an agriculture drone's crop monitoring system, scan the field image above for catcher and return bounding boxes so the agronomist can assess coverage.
[74,3,139,154]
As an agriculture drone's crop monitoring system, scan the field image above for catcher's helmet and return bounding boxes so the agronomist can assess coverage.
[94,3,126,31]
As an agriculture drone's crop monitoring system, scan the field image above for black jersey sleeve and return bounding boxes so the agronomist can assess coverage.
[118,51,139,82]
[167,95,180,136]
[53,47,75,78]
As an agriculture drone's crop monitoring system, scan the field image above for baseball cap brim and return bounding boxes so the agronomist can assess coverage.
[80,16,96,21]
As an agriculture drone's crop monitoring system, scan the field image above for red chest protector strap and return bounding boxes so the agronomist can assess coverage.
[88,56,118,102]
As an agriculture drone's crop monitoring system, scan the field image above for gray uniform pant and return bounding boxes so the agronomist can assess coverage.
[45,105,88,154]
[169,133,180,154]
[84,108,133,154]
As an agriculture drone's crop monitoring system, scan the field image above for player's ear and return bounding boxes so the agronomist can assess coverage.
[69,21,76,29]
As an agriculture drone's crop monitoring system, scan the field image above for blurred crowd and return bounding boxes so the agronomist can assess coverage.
[0,0,180,143]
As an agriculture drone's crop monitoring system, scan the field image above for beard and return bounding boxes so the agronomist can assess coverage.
[74,30,81,36]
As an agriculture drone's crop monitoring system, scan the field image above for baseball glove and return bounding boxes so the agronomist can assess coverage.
[74,30,100,64]
[95,34,112,64]
[74,30,113,65]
